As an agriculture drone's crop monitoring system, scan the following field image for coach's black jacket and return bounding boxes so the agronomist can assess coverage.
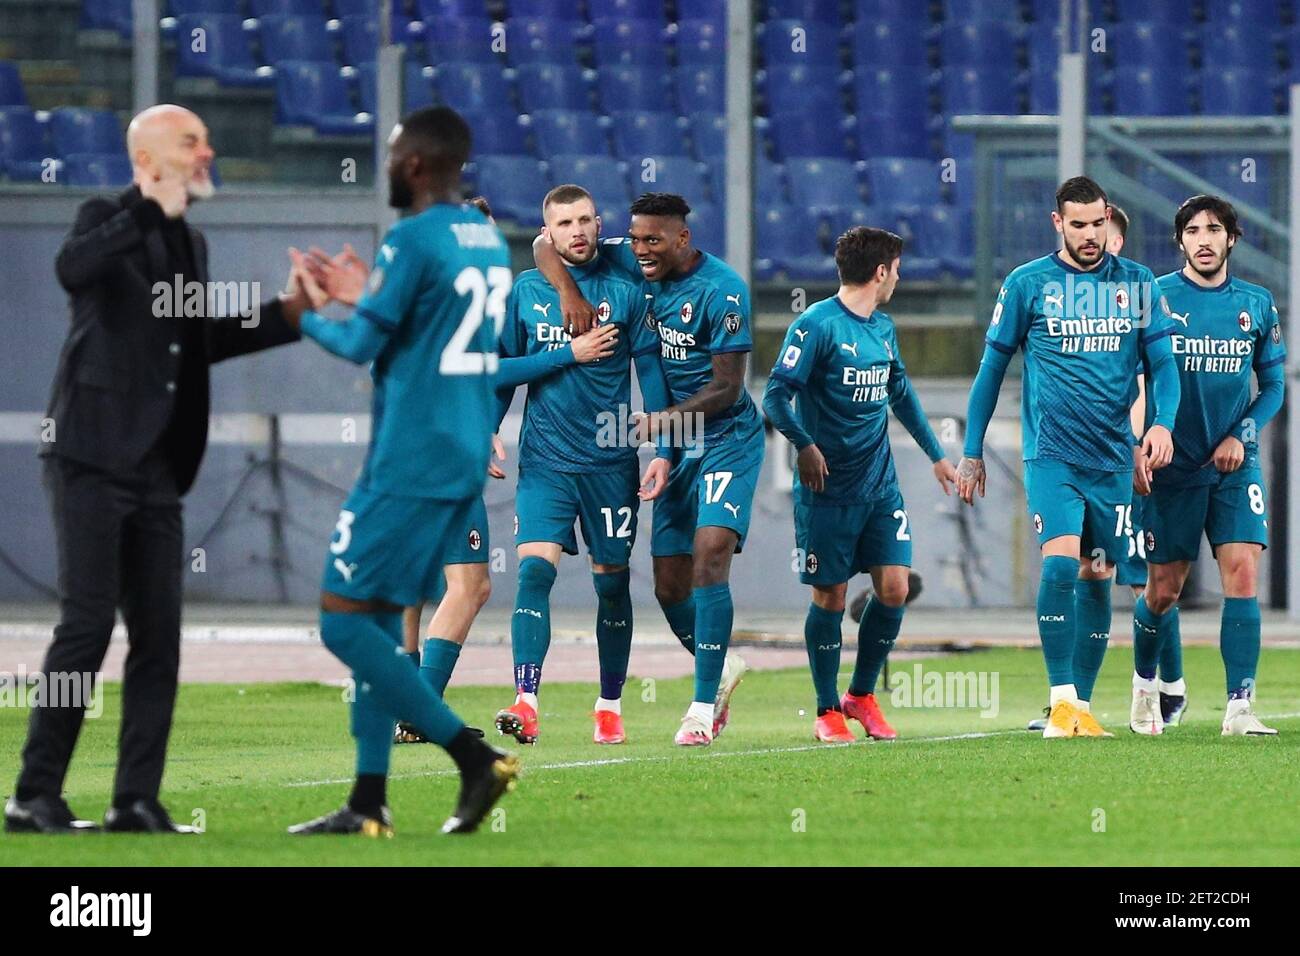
[43,185,299,495]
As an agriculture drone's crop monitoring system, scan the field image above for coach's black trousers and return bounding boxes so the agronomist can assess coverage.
[17,452,183,804]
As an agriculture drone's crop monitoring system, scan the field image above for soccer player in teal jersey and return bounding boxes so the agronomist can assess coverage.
[763,228,958,743]
[534,192,764,746]
[494,184,673,747]
[1131,195,1286,737]
[282,108,520,836]
[958,176,1182,738]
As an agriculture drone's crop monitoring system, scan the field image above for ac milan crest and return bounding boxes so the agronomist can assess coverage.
[596,300,611,323]
[680,301,693,323]
[468,528,482,551]
[1238,310,1251,332]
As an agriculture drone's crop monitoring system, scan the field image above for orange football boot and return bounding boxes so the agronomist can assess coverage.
[841,691,898,740]
[591,709,626,744]
[494,699,539,745]
[813,709,855,743]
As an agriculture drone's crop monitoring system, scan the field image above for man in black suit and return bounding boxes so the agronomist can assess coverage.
[5,104,315,833]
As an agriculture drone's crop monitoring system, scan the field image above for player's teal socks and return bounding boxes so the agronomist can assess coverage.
[1159,606,1184,683]
[320,610,464,749]
[692,583,732,703]
[1038,556,1077,687]
[662,595,696,654]
[593,569,633,700]
[1221,596,1261,696]
[419,637,462,697]
[849,598,904,696]
[1132,595,1165,680]
[511,557,557,695]
[352,616,399,777]
[1072,577,1111,702]
[803,603,844,710]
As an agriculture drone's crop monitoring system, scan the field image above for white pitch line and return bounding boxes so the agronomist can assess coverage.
[286,712,1300,789]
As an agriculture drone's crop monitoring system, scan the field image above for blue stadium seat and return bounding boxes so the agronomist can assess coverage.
[637,154,711,205]
[431,62,513,113]
[1202,23,1271,69]
[600,65,673,114]
[422,18,498,65]
[1111,0,1194,23]
[82,0,132,36]
[1199,154,1272,200]
[761,19,842,66]
[675,0,725,21]
[767,111,852,159]
[0,107,50,180]
[941,67,1022,114]
[509,0,586,20]
[911,205,973,278]
[274,60,370,134]
[939,22,1021,68]
[1028,63,1106,113]
[825,204,890,244]
[469,155,548,224]
[1024,21,1060,72]
[259,14,334,64]
[755,152,787,203]
[854,110,930,159]
[786,156,864,216]
[764,64,842,117]
[764,0,843,25]
[1108,23,1190,72]
[595,0,667,23]
[592,19,670,68]
[548,153,630,203]
[942,0,1021,21]
[462,110,532,155]
[0,62,27,107]
[1206,0,1285,25]
[530,109,610,156]
[1111,66,1188,115]
[49,108,125,155]
[849,20,930,69]
[333,0,378,14]
[1028,0,1103,20]
[755,204,836,281]
[852,67,932,114]
[674,65,724,112]
[414,0,489,17]
[610,111,687,158]
[687,200,725,255]
[250,0,324,15]
[338,15,377,65]
[676,19,727,65]
[515,63,592,113]
[175,16,271,86]
[168,0,238,14]
[401,61,436,111]
[504,19,585,65]
[865,156,941,212]
[63,153,133,188]
[1200,68,1276,115]
[689,111,725,158]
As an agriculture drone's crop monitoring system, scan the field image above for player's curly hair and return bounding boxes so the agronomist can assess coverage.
[630,192,692,221]
[835,226,903,286]
[1174,194,1243,245]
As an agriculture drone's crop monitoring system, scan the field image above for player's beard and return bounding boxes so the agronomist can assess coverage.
[388,169,413,209]
[1064,233,1103,267]
[1186,246,1228,278]
[186,173,215,202]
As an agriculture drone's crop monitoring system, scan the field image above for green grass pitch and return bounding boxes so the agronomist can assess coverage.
[2,646,1297,866]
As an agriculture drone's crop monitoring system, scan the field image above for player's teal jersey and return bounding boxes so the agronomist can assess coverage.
[500,254,657,472]
[600,238,763,446]
[352,203,512,500]
[988,251,1176,472]
[1151,271,1286,488]
[770,296,923,505]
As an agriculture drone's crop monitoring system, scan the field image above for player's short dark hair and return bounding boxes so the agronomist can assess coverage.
[1108,204,1129,238]
[542,183,594,212]
[1173,194,1243,243]
[398,106,471,173]
[630,192,692,222]
[834,226,903,286]
[469,195,492,218]
[1056,176,1108,212]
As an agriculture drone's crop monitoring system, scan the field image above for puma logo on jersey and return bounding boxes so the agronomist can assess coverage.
[1045,293,1063,310]
[1169,309,1190,326]
[793,328,808,341]
[722,502,741,518]
[333,558,358,582]
[840,342,858,357]
[726,293,742,307]
[533,302,552,318]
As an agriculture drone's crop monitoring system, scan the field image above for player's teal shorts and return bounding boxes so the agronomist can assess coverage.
[1115,491,1149,587]
[1023,458,1131,566]
[794,488,912,585]
[442,496,490,566]
[515,461,640,566]
[651,432,765,557]
[1145,466,1270,563]
[321,484,476,606]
